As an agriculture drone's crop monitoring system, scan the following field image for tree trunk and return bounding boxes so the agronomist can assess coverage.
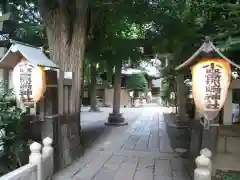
[80,59,85,107]
[39,0,88,169]
[174,92,178,114]
[89,64,99,112]
[105,61,128,126]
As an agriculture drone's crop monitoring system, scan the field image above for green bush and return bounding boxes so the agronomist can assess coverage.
[126,73,148,92]
[221,172,240,180]
[0,81,30,173]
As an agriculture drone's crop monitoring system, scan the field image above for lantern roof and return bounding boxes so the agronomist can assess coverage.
[175,36,240,71]
[0,41,59,69]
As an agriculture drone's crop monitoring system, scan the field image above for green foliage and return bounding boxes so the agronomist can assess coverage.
[0,1,47,48]
[220,172,240,180]
[4,0,240,69]
[0,82,30,172]
[83,58,91,86]
[126,73,148,91]
[160,66,177,104]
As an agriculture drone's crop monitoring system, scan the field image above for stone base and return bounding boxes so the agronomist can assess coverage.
[105,113,128,126]
[88,107,101,112]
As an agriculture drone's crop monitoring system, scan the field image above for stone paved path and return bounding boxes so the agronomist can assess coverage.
[53,107,190,180]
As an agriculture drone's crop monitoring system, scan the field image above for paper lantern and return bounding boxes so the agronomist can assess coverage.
[191,58,231,120]
[12,59,46,105]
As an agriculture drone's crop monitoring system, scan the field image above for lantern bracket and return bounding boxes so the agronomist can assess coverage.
[200,117,220,130]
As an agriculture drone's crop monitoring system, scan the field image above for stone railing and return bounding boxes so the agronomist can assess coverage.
[194,148,212,180]
[0,137,54,180]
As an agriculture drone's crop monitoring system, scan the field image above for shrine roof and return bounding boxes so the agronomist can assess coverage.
[175,37,240,71]
[0,41,59,69]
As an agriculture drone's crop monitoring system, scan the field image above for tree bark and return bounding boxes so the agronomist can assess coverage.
[89,64,99,112]
[80,60,85,107]
[40,0,87,114]
[39,0,88,169]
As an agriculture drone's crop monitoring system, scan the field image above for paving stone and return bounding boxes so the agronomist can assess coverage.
[171,158,186,172]
[134,140,148,150]
[154,159,171,177]
[92,167,117,180]
[103,163,121,171]
[159,136,173,153]
[134,169,154,180]
[54,107,190,180]
[226,137,240,154]
[122,136,140,150]
[124,156,139,164]
[72,153,112,179]
[172,171,190,180]
[148,139,160,151]
[147,147,160,152]
[107,155,126,164]
[137,157,155,170]
[113,162,139,180]
[154,176,172,180]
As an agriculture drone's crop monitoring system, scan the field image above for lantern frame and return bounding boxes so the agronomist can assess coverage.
[175,37,240,130]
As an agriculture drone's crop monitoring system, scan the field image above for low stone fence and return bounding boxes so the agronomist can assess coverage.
[194,148,212,180]
[0,137,53,180]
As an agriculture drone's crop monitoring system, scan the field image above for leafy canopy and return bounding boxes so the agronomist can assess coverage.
[126,73,148,91]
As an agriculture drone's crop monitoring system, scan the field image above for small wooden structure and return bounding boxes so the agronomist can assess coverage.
[175,37,240,177]
[0,41,82,171]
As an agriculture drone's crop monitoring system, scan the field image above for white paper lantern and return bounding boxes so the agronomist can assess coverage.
[12,59,46,105]
[191,58,231,120]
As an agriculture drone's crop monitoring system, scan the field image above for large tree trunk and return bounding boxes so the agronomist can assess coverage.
[39,0,88,169]
[105,61,128,126]
[89,64,99,112]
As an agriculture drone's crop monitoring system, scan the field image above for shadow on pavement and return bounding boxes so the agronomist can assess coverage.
[80,123,110,149]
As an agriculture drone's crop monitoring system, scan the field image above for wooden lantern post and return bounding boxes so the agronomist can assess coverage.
[175,36,240,129]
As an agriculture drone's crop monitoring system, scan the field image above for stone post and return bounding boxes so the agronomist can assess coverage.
[176,74,187,121]
[29,142,42,180]
[223,89,232,125]
[42,137,53,158]
[200,148,212,175]
[42,137,54,179]
[106,62,128,126]
[194,149,212,180]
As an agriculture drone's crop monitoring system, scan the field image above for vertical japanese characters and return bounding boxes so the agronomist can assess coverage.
[19,62,34,104]
[12,59,46,105]
[191,58,231,120]
[203,63,222,110]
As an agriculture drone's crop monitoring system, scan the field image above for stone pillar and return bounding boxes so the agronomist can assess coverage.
[194,150,212,180]
[223,89,232,125]
[29,142,42,180]
[106,62,128,126]
[148,78,152,89]
[176,74,187,120]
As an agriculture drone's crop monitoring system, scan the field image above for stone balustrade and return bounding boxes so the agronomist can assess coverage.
[0,137,54,180]
[194,148,212,180]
